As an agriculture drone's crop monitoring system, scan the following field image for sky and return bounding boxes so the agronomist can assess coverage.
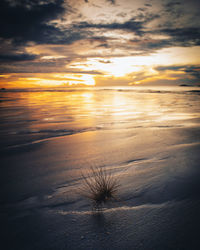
[0,0,200,88]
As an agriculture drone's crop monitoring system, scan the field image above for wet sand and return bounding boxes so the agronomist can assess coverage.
[0,87,200,249]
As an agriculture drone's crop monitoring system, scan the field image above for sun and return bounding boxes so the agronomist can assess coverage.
[80,75,95,86]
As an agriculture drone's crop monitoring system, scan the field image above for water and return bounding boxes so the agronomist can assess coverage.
[0,85,200,202]
[1,86,200,150]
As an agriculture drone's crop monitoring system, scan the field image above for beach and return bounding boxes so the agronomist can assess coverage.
[0,86,200,249]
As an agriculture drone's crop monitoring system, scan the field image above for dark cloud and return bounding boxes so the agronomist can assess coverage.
[5,0,60,9]
[155,65,185,71]
[138,8,146,12]
[161,0,200,30]
[155,65,200,81]
[87,36,110,44]
[142,26,200,52]
[164,1,181,9]
[162,1,183,20]
[97,43,110,48]
[0,62,103,74]
[0,0,91,72]
[159,27,200,46]
[185,66,200,80]
[0,0,87,46]
[77,19,142,33]
[0,54,103,74]
[116,12,127,18]
[144,3,152,7]
[0,53,39,62]
[83,0,115,5]
[0,0,66,44]
[130,38,172,53]
[75,15,160,36]
[107,0,116,4]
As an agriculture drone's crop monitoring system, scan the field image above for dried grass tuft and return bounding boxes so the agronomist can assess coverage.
[81,166,119,208]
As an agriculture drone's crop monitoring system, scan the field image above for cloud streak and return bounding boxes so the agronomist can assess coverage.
[0,0,199,87]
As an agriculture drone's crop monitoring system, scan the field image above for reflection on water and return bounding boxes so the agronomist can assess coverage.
[0,86,200,149]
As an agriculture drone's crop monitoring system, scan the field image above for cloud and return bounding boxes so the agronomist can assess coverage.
[107,0,115,4]
[0,0,66,44]
[0,57,103,74]
[98,59,112,64]
[0,54,38,62]
[0,0,199,87]
[73,13,160,39]
[155,65,200,81]
[129,38,172,54]
[164,1,181,9]
[0,0,92,73]
[76,19,143,35]
[0,0,88,46]
[83,0,116,4]
[157,27,200,46]
[155,65,185,71]
[1,0,197,56]
[144,3,152,7]
[132,27,200,55]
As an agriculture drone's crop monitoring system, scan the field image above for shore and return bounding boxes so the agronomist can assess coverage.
[0,87,200,249]
[1,127,200,249]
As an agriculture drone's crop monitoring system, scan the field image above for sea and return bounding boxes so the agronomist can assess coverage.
[1,85,199,150]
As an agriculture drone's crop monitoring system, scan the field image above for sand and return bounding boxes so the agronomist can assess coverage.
[0,86,200,249]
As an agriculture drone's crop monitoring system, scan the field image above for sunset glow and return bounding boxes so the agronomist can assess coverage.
[0,0,199,88]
